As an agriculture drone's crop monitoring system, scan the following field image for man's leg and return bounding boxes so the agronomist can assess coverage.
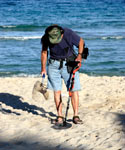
[71,91,83,124]
[54,91,63,121]
[71,91,79,116]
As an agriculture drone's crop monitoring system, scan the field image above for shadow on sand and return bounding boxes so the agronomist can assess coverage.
[116,113,125,133]
[0,93,86,150]
[0,92,56,119]
[0,135,86,150]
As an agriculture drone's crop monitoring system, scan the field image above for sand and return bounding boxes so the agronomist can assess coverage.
[0,74,125,150]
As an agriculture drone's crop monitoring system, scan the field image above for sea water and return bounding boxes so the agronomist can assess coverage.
[0,0,125,77]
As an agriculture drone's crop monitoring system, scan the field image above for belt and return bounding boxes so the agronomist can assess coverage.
[50,58,67,69]
[50,58,67,62]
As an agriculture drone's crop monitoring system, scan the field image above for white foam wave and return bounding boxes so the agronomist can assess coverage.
[0,36,41,40]
[102,36,123,40]
[1,25,17,28]
[0,72,11,74]
[0,35,124,41]
[0,73,41,78]
[12,73,41,77]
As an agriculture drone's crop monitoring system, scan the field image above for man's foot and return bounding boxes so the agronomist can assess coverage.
[53,116,64,126]
[73,116,83,124]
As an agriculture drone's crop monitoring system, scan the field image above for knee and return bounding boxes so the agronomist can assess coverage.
[54,91,61,97]
[71,91,79,98]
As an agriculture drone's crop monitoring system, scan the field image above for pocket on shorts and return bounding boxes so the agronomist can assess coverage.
[48,59,60,70]
[48,59,55,65]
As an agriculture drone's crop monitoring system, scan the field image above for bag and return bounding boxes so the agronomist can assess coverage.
[66,53,77,73]
[82,46,89,59]
[64,36,89,60]
[64,37,89,73]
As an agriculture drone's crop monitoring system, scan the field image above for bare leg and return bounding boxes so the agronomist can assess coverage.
[71,91,83,124]
[71,91,79,116]
[54,91,63,120]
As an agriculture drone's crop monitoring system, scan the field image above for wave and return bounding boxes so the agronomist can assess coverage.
[0,72,41,77]
[0,70,124,77]
[101,36,124,40]
[12,73,41,78]
[0,35,124,41]
[0,36,41,40]
[85,36,125,40]
[0,24,45,30]
[0,25,17,28]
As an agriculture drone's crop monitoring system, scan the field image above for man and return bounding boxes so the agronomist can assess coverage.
[41,24,84,125]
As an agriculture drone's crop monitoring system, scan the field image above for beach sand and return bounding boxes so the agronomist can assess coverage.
[0,74,125,150]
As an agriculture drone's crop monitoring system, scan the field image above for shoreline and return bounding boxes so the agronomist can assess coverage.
[0,73,125,78]
[0,74,125,150]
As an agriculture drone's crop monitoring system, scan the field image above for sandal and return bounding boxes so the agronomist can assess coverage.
[73,116,83,124]
[54,116,64,126]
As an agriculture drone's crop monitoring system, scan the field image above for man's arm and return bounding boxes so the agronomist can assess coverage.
[75,38,84,63]
[41,45,48,75]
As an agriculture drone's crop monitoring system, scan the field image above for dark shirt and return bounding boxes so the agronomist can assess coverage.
[41,28,80,59]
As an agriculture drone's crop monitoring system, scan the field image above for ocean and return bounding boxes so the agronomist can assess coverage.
[0,0,125,77]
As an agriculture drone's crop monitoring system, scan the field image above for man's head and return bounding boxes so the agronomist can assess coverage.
[45,25,64,44]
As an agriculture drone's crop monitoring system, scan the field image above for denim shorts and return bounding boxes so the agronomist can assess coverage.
[47,59,81,91]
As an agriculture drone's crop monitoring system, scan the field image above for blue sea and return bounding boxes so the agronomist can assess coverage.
[0,0,125,77]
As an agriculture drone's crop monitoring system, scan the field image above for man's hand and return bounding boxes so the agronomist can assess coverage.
[41,70,47,77]
[41,48,47,78]
[76,37,84,65]
[74,54,82,69]
[75,54,82,62]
